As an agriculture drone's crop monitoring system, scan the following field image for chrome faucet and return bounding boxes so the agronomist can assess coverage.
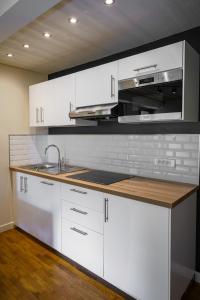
[45,144,61,172]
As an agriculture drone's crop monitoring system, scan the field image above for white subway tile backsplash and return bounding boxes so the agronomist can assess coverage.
[176,151,190,158]
[9,135,48,166]
[184,160,197,167]
[9,134,200,185]
[169,143,182,149]
[184,144,199,150]
[175,135,191,142]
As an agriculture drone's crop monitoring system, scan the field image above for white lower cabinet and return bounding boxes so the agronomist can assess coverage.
[103,193,196,300]
[61,183,104,277]
[62,200,103,234]
[14,172,35,235]
[103,194,170,300]
[62,219,103,276]
[13,172,196,300]
[14,172,61,252]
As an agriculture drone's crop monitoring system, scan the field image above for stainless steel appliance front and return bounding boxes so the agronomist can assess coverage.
[118,68,183,123]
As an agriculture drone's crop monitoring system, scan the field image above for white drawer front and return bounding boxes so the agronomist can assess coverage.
[61,183,104,212]
[118,42,183,80]
[62,200,103,234]
[62,219,103,277]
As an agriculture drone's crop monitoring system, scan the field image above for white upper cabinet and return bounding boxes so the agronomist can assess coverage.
[29,74,76,127]
[118,41,183,80]
[43,74,76,127]
[29,81,47,127]
[75,61,118,108]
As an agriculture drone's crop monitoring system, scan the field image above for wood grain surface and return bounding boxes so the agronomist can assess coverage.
[10,166,198,208]
[0,229,199,300]
[0,229,126,300]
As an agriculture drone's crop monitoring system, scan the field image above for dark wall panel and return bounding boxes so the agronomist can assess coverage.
[49,122,200,135]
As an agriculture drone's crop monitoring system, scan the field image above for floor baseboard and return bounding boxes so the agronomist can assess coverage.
[0,222,14,233]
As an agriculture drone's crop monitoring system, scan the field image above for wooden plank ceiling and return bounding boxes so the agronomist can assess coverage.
[0,0,200,74]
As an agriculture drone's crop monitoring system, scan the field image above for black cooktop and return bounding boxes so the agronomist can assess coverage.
[69,170,132,185]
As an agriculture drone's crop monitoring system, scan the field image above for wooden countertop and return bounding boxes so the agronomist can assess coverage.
[10,166,198,208]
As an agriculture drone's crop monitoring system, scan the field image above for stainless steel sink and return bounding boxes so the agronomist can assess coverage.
[23,163,85,174]
[37,163,56,170]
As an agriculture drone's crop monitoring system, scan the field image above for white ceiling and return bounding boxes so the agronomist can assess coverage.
[0,0,19,17]
[0,0,200,74]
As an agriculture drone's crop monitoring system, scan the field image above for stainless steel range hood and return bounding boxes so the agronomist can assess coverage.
[69,103,118,120]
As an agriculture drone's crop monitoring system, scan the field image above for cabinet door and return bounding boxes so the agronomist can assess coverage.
[118,41,183,80]
[75,61,118,108]
[43,74,76,127]
[62,219,103,277]
[29,177,61,251]
[29,82,46,127]
[14,173,40,236]
[14,172,61,251]
[104,194,170,300]
[13,173,30,233]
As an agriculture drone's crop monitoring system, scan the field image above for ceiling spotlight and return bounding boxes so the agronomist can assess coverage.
[7,53,13,57]
[23,44,30,49]
[69,17,78,24]
[104,0,115,6]
[43,32,51,38]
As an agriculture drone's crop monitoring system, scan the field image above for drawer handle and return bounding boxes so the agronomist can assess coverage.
[111,75,115,98]
[104,198,109,222]
[40,181,54,186]
[24,177,28,193]
[20,176,24,192]
[70,227,88,236]
[70,188,87,195]
[133,64,158,72]
[36,108,39,123]
[70,208,88,215]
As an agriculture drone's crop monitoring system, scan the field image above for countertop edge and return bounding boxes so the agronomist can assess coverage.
[10,166,198,209]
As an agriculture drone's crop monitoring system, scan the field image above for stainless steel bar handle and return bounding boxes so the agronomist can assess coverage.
[104,198,109,222]
[40,181,54,186]
[70,208,88,215]
[70,227,88,236]
[69,101,72,112]
[20,176,24,192]
[134,64,157,72]
[40,107,44,123]
[42,107,44,123]
[36,108,39,123]
[69,188,87,195]
[24,177,28,193]
[69,101,72,120]
[111,75,115,98]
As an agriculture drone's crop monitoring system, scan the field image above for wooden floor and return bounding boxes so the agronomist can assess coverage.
[0,229,124,300]
[182,282,200,300]
[0,229,200,300]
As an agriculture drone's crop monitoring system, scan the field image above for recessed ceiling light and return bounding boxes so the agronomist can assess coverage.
[23,44,30,49]
[43,32,51,38]
[104,0,115,6]
[7,53,13,57]
[69,17,78,24]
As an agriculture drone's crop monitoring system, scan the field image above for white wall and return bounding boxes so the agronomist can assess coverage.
[0,63,47,232]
